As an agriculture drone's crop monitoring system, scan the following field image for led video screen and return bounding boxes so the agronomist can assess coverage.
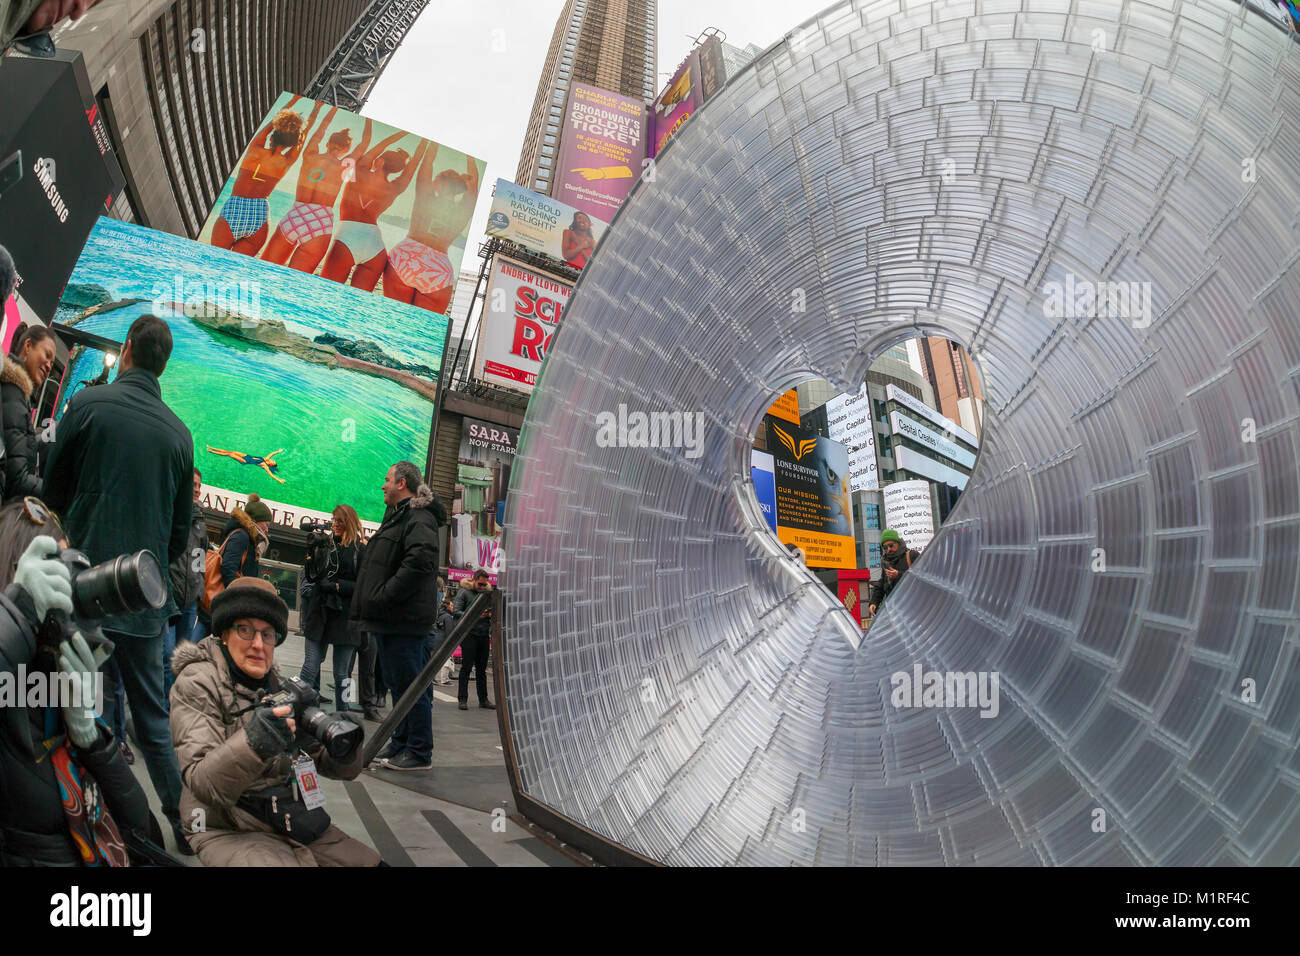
[56,217,444,526]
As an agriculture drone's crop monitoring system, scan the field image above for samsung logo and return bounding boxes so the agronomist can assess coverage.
[33,158,69,223]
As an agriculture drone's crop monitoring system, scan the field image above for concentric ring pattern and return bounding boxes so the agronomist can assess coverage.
[500,0,1300,865]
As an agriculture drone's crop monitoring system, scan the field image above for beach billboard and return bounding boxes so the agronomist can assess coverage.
[485,179,608,269]
[55,217,444,527]
[651,51,700,158]
[765,416,855,569]
[475,255,572,393]
[196,92,486,315]
[553,83,647,222]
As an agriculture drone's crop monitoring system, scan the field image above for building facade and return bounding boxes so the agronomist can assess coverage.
[516,0,657,195]
[908,334,985,438]
[42,0,420,238]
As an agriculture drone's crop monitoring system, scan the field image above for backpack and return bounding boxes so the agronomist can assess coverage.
[199,534,238,613]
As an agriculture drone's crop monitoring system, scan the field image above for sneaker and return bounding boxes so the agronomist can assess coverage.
[375,741,402,762]
[479,700,496,710]
[385,752,432,772]
[363,707,385,722]
[458,701,468,711]
[119,742,135,766]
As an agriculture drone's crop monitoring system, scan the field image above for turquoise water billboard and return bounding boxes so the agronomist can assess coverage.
[56,217,445,524]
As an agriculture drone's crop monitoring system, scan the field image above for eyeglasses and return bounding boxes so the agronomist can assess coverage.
[21,497,58,526]
[232,623,279,646]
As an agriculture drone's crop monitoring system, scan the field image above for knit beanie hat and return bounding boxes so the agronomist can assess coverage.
[244,498,273,523]
[211,577,288,643]
[880,529,902,545]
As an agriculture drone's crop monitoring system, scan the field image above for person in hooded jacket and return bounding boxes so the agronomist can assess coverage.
[170,577,380,866]
[350,460,445,771]
[299,504,365,710]
[867,529,922,618]
[1,324,56,504]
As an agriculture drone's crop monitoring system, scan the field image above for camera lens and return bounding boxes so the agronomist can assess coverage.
[303,707,363,761]
[71,549,167,619]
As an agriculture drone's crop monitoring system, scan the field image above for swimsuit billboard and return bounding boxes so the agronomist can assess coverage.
[553,83,647,223]
[196,92,486,316]
[56,217,446,528]
[485,179,608,269]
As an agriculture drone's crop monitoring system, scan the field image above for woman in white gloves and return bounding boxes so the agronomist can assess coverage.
[0,497,167,866]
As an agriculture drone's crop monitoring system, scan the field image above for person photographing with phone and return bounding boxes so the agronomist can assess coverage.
[867,529,921,619]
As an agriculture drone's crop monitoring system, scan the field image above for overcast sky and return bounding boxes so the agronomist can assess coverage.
[365,0,833,268]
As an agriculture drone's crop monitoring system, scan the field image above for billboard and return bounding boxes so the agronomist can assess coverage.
[651,51,700,158]
[697,36,727,101]
[485,178,608,269]
[0,52,125,322]
[56,217,445,526]
[885,382,978,447]
[476,255,572,392]
[765,416,855,568]
[767,389,799,424]
[825,383,879,491]
[450,416,517,582]
[197,92,486,315]
[554,83,647,222]
[883,480,936,550]
[889,409,977,468]
[751,449,777,533]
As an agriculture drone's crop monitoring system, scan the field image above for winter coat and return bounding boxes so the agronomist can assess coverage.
[41,368,193,635]
[452,581,492,640]
[350,486,445,636]
[169,637,367,862]
[169,502,210,612]
[1,356,42,504]
[218,507,266,586]
[301,538,363,647]
[868,546,921,609]
[0,586,163,865]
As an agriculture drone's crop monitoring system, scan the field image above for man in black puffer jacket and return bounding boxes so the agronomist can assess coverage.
[350,460,445,771]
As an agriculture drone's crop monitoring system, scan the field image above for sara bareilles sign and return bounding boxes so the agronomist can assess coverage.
[475,255,572,392]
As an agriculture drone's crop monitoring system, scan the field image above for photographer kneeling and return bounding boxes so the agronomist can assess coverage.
[170,578,380,866]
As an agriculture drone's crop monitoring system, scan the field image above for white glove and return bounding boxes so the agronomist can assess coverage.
[58,631,102,749]
[14,536,73,622]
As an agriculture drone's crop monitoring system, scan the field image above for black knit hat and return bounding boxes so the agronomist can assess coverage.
[211,577,288,643]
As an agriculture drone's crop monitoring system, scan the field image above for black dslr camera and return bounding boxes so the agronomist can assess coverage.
[36,547,167,655]
[299,517,339,610]
[262,675,362,761]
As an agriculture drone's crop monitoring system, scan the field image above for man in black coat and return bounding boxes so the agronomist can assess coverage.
[451,569,495,710]
[40,314,193,852]
[350,460,445,771]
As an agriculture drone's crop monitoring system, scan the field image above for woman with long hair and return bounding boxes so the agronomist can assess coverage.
[561,212,596,269]
[2,325,57,504]
[299,504,366,710]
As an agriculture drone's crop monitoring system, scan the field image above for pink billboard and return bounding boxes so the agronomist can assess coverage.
[651,51,700,158]
[553,83,647,223]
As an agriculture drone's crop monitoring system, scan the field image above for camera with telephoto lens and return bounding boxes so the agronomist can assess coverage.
[299,517,339,609]
[261,675,362,761]
[37,547,167,655]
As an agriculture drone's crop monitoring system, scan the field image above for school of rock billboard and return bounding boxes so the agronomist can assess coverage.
[450,416,518,585]
[765,416,855,568]
[197,91,486,316]
[486,178,608,270]
[553,83,647,223]
[475,254,572,393]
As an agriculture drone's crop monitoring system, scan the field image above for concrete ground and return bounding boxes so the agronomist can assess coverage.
[129,634,583,867]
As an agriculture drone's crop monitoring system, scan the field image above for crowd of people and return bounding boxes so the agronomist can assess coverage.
[0,255,497,866]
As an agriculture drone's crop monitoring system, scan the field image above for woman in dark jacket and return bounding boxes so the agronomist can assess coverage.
[0,498,167,865]
[1,325,56,504]
[299,504,365,711]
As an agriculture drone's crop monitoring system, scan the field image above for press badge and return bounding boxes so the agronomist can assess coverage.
[292,755,326,810]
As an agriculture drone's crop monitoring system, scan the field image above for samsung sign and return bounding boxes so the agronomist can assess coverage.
[825,383,878,492]
[884,384,977,448]
[889,411,977,468]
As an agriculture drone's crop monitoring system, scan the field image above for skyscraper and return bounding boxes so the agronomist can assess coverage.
[907,336,985,438]
[516,0,657,196]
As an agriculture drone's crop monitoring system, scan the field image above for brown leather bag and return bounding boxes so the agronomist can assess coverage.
[199,537,232,613]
